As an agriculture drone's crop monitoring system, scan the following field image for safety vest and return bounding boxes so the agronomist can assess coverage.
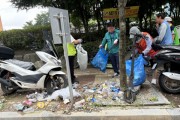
[174,27,180,45]
[67,43,76,56]
[136,32,157,57]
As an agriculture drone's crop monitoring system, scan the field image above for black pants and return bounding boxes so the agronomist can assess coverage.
[68,56,76,83]
[109,53,119,74]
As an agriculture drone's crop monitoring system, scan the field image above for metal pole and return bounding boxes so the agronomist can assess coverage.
[59,12,74,108]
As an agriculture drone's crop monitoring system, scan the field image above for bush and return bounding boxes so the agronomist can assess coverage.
[0,26,105,62]
[0,25,51,50]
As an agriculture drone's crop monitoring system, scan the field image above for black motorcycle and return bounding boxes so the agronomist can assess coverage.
[153,44,180,94]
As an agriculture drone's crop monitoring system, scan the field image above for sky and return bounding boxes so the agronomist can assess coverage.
[0,0,48,30]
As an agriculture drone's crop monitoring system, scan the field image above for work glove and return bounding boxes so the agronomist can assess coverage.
[114,39,118,45]
[77,39,83,43]
[99,44,103,48]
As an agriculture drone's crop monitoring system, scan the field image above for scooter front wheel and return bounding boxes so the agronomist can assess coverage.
[124,89,136,104]
[1,71,18,94]
[45,75,68,94]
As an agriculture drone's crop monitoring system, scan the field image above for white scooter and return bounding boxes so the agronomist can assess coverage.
[0,40,68,94]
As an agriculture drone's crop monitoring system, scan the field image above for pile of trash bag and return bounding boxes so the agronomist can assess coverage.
[126,55,148,86]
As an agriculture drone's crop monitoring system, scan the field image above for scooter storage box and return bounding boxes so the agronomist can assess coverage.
[0,46,14,60]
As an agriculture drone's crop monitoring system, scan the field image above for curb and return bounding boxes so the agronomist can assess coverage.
[0,108,179,120]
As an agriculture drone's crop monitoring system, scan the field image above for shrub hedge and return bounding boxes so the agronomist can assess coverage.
[0,25,130,61]
[0,25,102,60]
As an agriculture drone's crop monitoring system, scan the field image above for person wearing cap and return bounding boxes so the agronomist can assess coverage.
[129,27,158,85]
[154,13,173,45]
[129,26,157,60]
[165,16,180,45]
[99,22,120,77]
[67,35,82,84]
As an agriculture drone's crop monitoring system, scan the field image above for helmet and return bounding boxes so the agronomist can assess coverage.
[129,26,141,39]
[165,17,172,22]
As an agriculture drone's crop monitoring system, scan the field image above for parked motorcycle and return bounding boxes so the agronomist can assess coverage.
[0,40,68,94]
[152,44,180,94]
[130,33,180,94]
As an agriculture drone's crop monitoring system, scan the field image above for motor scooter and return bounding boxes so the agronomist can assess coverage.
[152,44,180,93]
[0,39,68,94]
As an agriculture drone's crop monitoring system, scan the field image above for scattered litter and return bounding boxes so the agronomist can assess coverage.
[85,89,95,93]
[0,99,5,104]
[28,98,37,103]
[23,107,34,113]
[13,103,25,111]
[26,92,47,102]
[37,102,45,109]
[23,100,32,106]
[46,87,81,101]
[73,83,79,89]
[74,99,85,109]
[63,99,70,104]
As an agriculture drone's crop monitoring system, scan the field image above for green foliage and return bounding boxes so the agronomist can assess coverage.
[23,12,49,29]
[83,41,101,60]
[34,12,49,26]
[10,0,180,33]
[0,25,51,50]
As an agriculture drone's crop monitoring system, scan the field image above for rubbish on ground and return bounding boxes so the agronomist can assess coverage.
[13,103,25,111]
[73,83,79,89]
[149,96,158,102]
[46,87,81,101]
[63,99,70,104]
[85,89,95,93]
[23,107,34,113]
[23,100,32,106]
[51,104,60,112]
[26,92,47,102]
[0,99,5,104]
[28,98,37,103]
[37,102,45,109]
[74,99,85,109]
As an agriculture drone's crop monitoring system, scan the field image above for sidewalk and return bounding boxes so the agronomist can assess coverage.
[0,67,179,120]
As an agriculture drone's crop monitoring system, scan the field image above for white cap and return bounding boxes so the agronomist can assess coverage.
[165,17,172,22]
[129,26,141,39]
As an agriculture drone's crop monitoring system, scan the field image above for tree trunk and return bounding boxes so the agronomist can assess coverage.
[118,0,127,91]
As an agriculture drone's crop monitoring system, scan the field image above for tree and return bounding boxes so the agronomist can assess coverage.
[118,0,127,91]
[35,12,49,26]
[23,20,34,29]
[23,12,49,29]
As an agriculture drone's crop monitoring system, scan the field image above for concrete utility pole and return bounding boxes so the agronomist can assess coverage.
[118,0,127,91]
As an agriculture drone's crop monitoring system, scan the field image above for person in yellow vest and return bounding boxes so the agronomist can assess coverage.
[67,35,82,84]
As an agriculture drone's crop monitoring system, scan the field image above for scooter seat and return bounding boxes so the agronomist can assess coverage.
[161,46,180,51]
[5,59,35,70]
